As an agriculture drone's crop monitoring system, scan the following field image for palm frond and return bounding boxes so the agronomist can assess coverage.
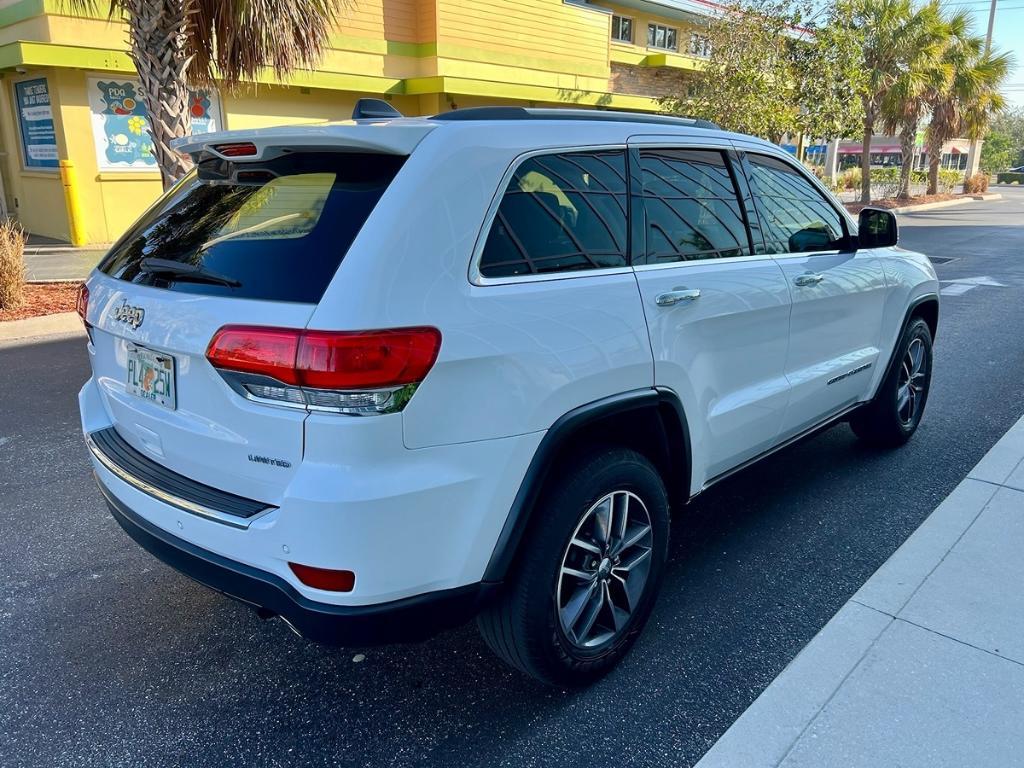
[186,0,346,87]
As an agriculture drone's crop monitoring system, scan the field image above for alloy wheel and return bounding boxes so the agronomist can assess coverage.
[897,338,927,427]
[556,490,653,649]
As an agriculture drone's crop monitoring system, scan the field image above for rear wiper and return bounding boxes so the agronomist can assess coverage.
[139,258,242,288]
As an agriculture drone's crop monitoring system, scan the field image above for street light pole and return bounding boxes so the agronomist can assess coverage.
[965,0,997,180]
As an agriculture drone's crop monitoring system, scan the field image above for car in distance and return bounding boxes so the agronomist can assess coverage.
[78,102,938,686]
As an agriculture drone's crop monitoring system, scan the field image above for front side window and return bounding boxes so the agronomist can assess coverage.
[611,15,633,43]
[648,23,678,51]
[745,154,847,254]
[637,148,751,264]
[478,150,628,279]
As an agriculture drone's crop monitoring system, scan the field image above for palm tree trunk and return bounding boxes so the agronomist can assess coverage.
[897,124,917,200]
[926,135,943,195]
[860,116,873,205]
[125,0,193,190]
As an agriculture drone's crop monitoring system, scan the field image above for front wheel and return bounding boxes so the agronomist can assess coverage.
[477,448,669,686]
[850,317,933,447]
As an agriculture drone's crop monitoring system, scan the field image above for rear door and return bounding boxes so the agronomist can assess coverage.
[628,138,792,488]
[737,149,888,439]
[85,150,406,505]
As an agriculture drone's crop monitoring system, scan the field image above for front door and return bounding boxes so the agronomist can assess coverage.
[739,150,888,439]
[628,140,793,489]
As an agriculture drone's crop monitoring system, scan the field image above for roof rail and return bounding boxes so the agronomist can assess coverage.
[430,106,720,130]
[352,98,403,120]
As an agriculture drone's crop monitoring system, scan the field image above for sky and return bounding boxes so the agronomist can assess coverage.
[947,0,1024,108]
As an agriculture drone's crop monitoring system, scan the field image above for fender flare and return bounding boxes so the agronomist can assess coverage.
[481,388,691,583]
[873,292,939,400]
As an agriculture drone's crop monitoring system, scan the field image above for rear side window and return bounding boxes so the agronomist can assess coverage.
[99,152,405,303]
[746,154,847,254]
[637,148,752,263]
[478,150,628,279]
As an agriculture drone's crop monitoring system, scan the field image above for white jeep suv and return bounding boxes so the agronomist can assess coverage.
[78,104,938,686]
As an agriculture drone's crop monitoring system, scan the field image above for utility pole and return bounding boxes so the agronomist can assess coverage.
[965,0,997,180]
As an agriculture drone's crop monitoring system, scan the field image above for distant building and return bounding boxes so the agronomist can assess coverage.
[803,135,973,171]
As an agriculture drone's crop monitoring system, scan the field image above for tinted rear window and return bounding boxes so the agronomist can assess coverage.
[98,152,405,303]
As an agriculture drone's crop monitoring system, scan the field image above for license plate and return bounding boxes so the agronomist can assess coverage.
[126,343,177,410]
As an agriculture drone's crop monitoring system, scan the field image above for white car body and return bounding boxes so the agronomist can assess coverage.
[78,108,938,650]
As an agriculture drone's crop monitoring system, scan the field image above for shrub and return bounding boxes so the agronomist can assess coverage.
[910,169,928,187]
[964,173,989,194]
[869,167,901,199]
[0,219,26,311]
[838,167,861,190]
[937,169,962,194]
[996,171,1024,185]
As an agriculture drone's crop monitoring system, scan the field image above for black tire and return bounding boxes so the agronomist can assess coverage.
[477,447,669,687]
[850,317,933,447]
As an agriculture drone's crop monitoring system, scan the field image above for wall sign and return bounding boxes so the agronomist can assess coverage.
[15,78,59,169]
[87,77,222,171]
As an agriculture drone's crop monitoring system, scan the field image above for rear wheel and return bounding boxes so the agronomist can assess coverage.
[477,447,669,686]
[850,317,933,447]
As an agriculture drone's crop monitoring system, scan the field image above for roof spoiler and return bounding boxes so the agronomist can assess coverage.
[352,98,403,120]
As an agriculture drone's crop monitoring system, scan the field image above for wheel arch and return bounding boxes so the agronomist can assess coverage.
[874,292,939,399]
[481,388,691,584]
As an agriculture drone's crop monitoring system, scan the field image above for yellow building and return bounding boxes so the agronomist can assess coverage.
[0,0,715,245]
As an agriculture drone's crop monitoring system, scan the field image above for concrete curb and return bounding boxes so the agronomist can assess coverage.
[696,413,1024,768]
[0,312,85,342]
[891,193,1002,214]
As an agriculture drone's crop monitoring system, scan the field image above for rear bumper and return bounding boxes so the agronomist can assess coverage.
[97,477,497,645]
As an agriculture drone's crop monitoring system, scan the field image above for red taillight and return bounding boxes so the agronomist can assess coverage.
[213,142,258,158]
[205,326,302,384]
[206,326,442,390]
[289,563,355,592]
[76,283,89,327]
[297,328,442,390]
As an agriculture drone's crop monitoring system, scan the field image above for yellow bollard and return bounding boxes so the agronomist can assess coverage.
[58,159,87,246]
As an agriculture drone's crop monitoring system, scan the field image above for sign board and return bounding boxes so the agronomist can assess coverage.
[15,78,59,169]
[87,77,222,171]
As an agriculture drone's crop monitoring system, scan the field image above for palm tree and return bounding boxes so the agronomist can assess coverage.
[924,27,1012,195]
[879,2,947,200]
[65,0,345,188]
[849,0,948,204]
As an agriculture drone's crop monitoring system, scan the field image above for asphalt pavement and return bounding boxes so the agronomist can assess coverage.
[2,187,1024,768]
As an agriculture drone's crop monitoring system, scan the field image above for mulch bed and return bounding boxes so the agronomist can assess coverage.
[844,193,966,214]
[0,282,81,321]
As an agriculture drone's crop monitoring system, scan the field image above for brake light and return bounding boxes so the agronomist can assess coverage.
[76,283,89,327]
[206,325,441,414]
[213,142,258,158]
[289,563,355,592]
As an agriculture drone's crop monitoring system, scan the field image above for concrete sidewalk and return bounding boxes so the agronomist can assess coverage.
[25,234,108,282]
[697,415,1024,768]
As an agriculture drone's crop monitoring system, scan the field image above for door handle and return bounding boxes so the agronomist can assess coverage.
[655,287,701,307]
[794,273,825,287]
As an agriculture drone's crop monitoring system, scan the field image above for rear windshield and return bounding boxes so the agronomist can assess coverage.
[98,151,405,303]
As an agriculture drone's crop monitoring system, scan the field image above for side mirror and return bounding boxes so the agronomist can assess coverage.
[858,207,898,248]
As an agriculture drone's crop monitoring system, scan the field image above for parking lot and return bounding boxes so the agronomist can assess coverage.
[3,188,1024,768]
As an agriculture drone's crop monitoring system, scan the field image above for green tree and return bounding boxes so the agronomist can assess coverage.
[791,6,867,144]
[65,0,346,188]
[847,0,951,204]
[982,107,1024,171]
[661,0,799,141]
[661,0,864,148]
[924,27,1013,194]
[879,2,947,199]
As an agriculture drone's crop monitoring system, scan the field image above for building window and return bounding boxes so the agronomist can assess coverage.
[689,32,712,58]
[647,23,678,51]
[611,15,633,43]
